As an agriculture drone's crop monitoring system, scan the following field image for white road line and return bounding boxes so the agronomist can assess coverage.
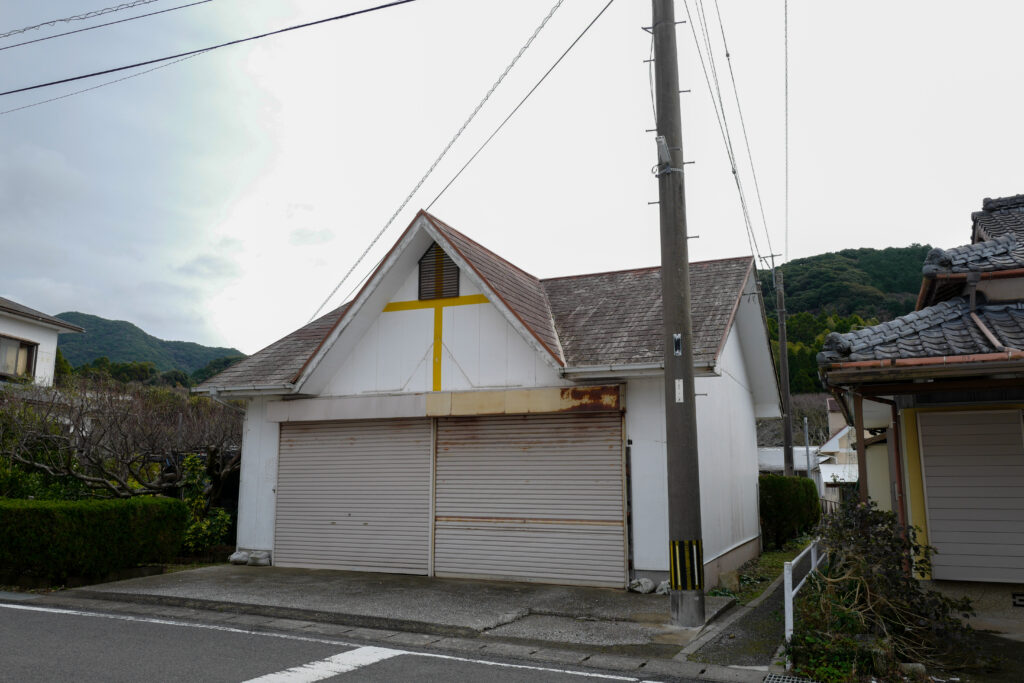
[0,602,659,682]
[243,646,402,682]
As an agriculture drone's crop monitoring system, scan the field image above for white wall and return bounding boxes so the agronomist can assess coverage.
[324,267,565,396]
[627,330,761,571]
[236,396,281,553]
[0,313,60,387]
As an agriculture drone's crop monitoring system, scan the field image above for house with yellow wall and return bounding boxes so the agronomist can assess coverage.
[818,194,1024,587]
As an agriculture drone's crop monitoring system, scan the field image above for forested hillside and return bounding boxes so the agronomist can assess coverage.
[759,244,932,393]
[54,312,243,374]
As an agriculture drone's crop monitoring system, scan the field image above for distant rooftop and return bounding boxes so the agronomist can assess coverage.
[0,296,84,333]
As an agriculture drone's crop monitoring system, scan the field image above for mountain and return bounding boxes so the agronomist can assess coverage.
[54,312,243,374]
[759,244,933,320]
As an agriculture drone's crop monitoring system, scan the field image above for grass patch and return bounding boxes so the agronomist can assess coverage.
[709,536,811,604]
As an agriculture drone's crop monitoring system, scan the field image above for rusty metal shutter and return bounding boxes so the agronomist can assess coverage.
[919,411,1024,583]
[434,412,626,587]
[275,419,432,574]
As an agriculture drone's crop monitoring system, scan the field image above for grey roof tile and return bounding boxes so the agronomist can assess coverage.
[818,298,1024,364]
[542,257,752,368]
[197,304,349,390]
[971,194,1024,242]
[923,235,1024,275]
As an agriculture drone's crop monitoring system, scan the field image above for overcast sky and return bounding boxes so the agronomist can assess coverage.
[3,1,1023,355]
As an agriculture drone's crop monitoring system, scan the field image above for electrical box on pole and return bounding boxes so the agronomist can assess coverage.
[652,0,705,628]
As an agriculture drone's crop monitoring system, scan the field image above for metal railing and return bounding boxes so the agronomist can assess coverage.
[820,497,840,515]
[784,538,826,642]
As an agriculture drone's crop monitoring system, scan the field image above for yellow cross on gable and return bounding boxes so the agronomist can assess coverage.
[382,294,489,391]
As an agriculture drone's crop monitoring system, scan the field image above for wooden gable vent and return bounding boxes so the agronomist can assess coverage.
[418,242,459,300]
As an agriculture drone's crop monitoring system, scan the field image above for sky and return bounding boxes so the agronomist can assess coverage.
[2,0,1024,355]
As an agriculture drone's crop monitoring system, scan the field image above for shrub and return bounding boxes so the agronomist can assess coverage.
[759,474,820,549]
[180,454,231,554]
[0,497,187,582]
[789,499,977,682]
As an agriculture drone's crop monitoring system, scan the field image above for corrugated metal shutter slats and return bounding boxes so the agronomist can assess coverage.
[434,413,626,587]
[275,419,431,574]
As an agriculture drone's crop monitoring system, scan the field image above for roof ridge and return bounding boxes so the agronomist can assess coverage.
[422,212,543,284]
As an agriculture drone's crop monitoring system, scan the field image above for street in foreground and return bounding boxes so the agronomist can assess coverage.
[0,602,691,683]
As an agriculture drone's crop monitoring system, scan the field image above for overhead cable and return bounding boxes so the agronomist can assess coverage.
[0,0,418,98]
[682,0,762,264]
[307,0,569,322]
[0,0,164,39]
[1,51,208,117]
[711,0,775,261]
[426,0,617,212]
[0,0,213,53]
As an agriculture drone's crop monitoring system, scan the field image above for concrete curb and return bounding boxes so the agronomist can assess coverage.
[67,589,482,638]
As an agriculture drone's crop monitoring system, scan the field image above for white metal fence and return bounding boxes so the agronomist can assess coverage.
[783,538,826,642]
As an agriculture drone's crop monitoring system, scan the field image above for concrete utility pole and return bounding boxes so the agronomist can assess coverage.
[776,269,794,476]
[652,0,704,628]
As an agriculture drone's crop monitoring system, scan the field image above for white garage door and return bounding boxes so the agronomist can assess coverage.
[434,412,626,587]
[275,419,432,574]
[919,410,1024,583]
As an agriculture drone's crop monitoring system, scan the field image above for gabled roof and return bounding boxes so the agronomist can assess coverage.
[198,304,349,391]
[542,257,753,368]
[971,194,1024,242]
[0,296,84,333]
[198,212,760,393]
[425,214,564,365]
[818,297,1024,364]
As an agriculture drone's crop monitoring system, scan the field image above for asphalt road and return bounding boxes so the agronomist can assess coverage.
[0,602,686,683]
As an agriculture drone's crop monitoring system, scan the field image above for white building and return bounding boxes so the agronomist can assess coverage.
[0,297,83,387]
[197,212,780,588]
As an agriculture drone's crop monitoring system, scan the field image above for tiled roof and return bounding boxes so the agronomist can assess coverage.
[197,304,349,390]
[818,298,1024,364]
[922,234,1024,275]
[971,194,1024,242]
[426,214,564,364]
[0,296,84,333]
[542,257,753,367]
[199,214,756,390]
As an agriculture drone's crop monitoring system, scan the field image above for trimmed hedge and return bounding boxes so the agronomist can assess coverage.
[0,497,188,582]
[759,474,821,549]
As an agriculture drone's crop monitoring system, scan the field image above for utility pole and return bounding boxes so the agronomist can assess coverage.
[652,0,704,628]
[776,269,794,476]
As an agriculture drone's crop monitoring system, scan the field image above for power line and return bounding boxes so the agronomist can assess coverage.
[0,0,164,39]
[426,0,616,212]
[710,0,775,261]
[307,0,569,322]
[0,0,213,53]
[1,51,208,117]
[681,0,761,262]
[0,0,418,98]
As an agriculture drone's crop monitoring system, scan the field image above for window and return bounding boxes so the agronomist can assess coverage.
[418,242,459,300]
[0,335,37,380]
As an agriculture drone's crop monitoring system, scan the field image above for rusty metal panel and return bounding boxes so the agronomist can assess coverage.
[275,418,432,574]
[433,412,626,587]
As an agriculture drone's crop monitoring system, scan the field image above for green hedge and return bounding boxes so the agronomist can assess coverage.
[759,474,821,549]
[0,497,188,582]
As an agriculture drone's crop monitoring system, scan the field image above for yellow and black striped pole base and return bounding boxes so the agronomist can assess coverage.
[669,539,704,591]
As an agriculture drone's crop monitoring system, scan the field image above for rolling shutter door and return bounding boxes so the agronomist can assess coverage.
[919,411,1024,583]
[275,419,431,574]
[434,412,626,587]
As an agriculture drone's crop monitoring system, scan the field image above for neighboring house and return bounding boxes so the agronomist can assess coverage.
[197,211,780,588]
[0,296,84,387]
[818,194,1024,584]
[757,446,827,497]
